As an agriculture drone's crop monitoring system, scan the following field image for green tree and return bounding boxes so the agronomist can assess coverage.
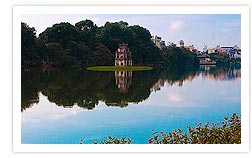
[44,42,64,65]
[100,21,127,53]
[160,44,199,70]
[209,53,231,66]
[66,41,92,67]
[21,22,40,67]
[87,43,114,66]
[39,22,78,48]
[75,19,98,47]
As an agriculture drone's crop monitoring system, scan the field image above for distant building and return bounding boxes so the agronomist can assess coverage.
[207,48,216,54]
[234,52,241,58]
[213,45,241,58]
[215,45,225,54]
[178,40,184,47]
[203,44,208,54]
[185,45,197,52]
[232,45,241,58]
[151,35,166,49]
[215,45,221,52]
[233,45,240,50]
[221,47,234,53]
[115,43,132,66]
[150,79,165,92]
[160,40,166,49]
[221,46,240,58]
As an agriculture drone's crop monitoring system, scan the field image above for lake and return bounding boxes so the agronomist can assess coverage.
[21,65,241,144]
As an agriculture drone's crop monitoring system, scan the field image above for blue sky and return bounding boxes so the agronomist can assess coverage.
[22,14,241,50]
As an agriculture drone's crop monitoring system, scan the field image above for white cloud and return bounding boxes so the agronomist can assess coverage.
[168,20,184,30]
[167,93,182,103]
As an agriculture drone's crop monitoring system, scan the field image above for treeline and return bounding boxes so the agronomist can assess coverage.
[21,20,198,70]
[21,20,160,69]
[160,43,199,71]
[209,53,241,67]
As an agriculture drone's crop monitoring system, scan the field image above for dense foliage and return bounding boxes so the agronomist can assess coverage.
[209,53,231,66]
[149,113,241,144]
[93,136,132,144]
[161,44,199,71]
[21,20,198,69]
[84,113,241,144]
[21,22,44,67]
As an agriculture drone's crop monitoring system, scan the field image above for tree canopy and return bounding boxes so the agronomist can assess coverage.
[21,20,198,69]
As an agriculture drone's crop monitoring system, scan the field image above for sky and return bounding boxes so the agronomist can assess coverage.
[22,14,241,50]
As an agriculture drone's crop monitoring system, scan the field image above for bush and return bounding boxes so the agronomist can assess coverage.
[149,113,241,144]
[93,136,132,144]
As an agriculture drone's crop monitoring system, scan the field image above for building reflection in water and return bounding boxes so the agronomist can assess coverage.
[115,71,132,93]
[150,79,165,92]
[150,65,241,93]
[200,65,241,81]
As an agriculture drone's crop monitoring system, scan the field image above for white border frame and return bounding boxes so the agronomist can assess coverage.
[13,6,250,153]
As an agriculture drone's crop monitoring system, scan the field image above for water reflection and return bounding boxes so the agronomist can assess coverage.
[115,71,132,93]
[21,65,240,112]
[199,65,241,81]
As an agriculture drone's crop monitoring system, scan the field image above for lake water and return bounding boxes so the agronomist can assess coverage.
[21,66,241,144]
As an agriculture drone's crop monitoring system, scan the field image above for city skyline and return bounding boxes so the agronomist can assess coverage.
[22,14,241,50]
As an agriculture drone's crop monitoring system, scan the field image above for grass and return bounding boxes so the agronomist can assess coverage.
[86,66,153,71]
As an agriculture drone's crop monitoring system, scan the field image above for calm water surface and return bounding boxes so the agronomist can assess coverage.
[21,66,241,144]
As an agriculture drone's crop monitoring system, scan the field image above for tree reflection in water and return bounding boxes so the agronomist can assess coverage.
[21,65,240,112]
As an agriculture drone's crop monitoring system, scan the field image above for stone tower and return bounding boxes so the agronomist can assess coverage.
[115,44,132,66]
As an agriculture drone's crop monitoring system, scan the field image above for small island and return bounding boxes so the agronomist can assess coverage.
[87,66,152,71]
[87,43,152,71]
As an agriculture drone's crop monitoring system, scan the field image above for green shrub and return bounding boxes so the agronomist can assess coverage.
[149,113,241,144]
[93,136,132,144]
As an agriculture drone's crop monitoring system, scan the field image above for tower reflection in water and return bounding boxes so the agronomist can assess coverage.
[115,71,132,93]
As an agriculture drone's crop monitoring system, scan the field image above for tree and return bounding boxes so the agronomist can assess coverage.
[87,43,114,66]
[22,19,199,69]
[45,42,64,63]
[75,19,97,31]
[21,22,36,47]
[160,44,199,70]
[100,21,126,53]
[39,22,78,48]
[127,25,161,65]
[66,41,92,67]
[21,22,40,67]
[209,53,231,66]
[75,20,98,47]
